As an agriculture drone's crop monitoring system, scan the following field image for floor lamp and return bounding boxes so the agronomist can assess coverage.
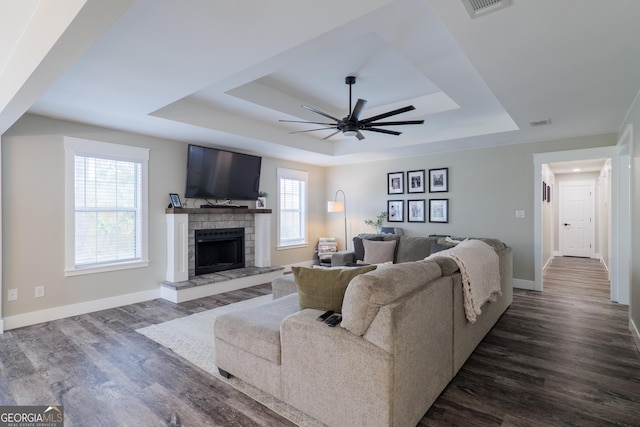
[327,190,348,251]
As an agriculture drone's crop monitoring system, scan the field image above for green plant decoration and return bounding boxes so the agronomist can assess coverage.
[364,211,387,233]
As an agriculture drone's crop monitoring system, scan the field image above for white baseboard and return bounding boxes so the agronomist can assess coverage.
[513,278,535,290]
[631,317,640,355]
[160,270,283,303]
[0,319,4,334]
[2,288,160,331]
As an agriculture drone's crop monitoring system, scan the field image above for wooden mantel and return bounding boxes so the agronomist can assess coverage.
[165,207,272,214]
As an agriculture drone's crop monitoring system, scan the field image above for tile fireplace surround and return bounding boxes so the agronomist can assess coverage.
[163,207,282,302]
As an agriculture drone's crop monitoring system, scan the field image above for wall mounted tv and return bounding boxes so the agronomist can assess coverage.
[185,144,262,200]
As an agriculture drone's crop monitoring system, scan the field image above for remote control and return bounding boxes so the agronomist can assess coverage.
[324,314,340,324]
[316,310,335,321]
[326,315,342,327]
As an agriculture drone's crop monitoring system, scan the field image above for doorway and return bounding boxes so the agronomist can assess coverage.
[558,180,595,258]
[533,146,621,296]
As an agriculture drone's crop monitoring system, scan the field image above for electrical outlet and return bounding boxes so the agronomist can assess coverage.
[8,289,18,301]
[35,285,45,298]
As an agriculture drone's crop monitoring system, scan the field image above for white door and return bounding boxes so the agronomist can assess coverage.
[560,181,594,258]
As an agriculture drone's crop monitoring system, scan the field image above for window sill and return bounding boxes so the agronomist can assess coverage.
[277,243,308,251]
[65,260,150,277]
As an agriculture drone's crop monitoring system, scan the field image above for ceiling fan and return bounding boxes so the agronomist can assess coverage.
[279,76,424,141]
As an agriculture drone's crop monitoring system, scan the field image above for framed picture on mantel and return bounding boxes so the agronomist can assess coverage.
[169,193,182,208]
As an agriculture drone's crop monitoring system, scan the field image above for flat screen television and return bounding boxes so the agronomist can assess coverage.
[185,145,262,200]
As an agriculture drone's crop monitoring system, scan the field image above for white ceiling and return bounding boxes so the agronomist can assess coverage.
[2,0,640,166]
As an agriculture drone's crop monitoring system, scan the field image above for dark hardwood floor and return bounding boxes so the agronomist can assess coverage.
[1,257,638,426]
[422,257,640,426]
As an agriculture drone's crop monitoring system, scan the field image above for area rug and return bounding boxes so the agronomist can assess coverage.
[136,295,323,427]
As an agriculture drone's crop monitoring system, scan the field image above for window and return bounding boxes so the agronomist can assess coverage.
[277,168,308,248]
[64,137,149,275]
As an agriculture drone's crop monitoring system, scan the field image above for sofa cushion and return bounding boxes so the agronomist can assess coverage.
[362,239,397,264]
[214,293,299,364]
[292,265,377,313]
[430,256,460,276]
[353,236,384,261]
[341,260,442,336]
[395,236,435,263]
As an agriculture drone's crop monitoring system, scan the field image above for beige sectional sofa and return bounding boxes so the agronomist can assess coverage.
[214,234,512,426]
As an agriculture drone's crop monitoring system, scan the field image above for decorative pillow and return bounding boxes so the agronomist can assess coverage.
[292,265,377,312]
[437,237,463,248]
[362,239,397,264]
[429,242,450,255]
[352,236,384,261]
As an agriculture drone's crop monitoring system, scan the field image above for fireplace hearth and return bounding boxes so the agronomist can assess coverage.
[195,228,245,275]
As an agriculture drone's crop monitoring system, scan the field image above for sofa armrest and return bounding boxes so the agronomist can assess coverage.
[331,250,355,266]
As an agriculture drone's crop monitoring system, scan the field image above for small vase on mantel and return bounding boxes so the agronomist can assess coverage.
[256,191,268,209]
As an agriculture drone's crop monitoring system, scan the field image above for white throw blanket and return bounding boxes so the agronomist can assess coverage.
[427,239,501,323]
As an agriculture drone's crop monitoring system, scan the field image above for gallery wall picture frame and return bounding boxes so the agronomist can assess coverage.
[429,198,449,223]
[387,200,404,222]
[407,169,426,193]
[429,167,449,193]
[169,193,182,208]
[388,171,405,194]
[408,199,426,222]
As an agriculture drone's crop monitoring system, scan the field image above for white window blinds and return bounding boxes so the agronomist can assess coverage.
[277,168,308,247]
[74,156,142,266]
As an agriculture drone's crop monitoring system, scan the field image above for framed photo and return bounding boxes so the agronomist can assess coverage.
[429,199,449,223]
[169,193,182,208]
[388,172,404,194]
[407,170,425,193]
[429,168,449,193]
[387,200,404,222]
[408,199,426,222]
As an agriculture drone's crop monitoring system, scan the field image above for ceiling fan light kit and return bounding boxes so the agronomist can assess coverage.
[280,76,424,140]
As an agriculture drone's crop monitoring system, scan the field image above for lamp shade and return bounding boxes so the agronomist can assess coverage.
[327,200,345,213]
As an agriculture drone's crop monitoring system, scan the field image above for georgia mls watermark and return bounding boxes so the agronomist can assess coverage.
[0,406,63,427]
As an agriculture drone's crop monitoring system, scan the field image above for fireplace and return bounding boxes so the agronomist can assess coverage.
[195,228,245,275]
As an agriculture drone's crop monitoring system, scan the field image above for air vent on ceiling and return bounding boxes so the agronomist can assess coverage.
[462,0,510,18]
[529,119,551,127]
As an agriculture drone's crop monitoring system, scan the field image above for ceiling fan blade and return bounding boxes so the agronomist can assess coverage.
[301,105,341,122]
[279,119,336,126]
[359,105,416,124]
[323,130,341,140]
[289,126,337,135]
[348,99,367,121]
[364,127,402,136]
[356,131,365,141]
[366,120,424,126]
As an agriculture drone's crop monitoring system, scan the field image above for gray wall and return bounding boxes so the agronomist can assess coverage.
[622,93,640,347]
[1,114,324,318]
[325,134,616,284]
